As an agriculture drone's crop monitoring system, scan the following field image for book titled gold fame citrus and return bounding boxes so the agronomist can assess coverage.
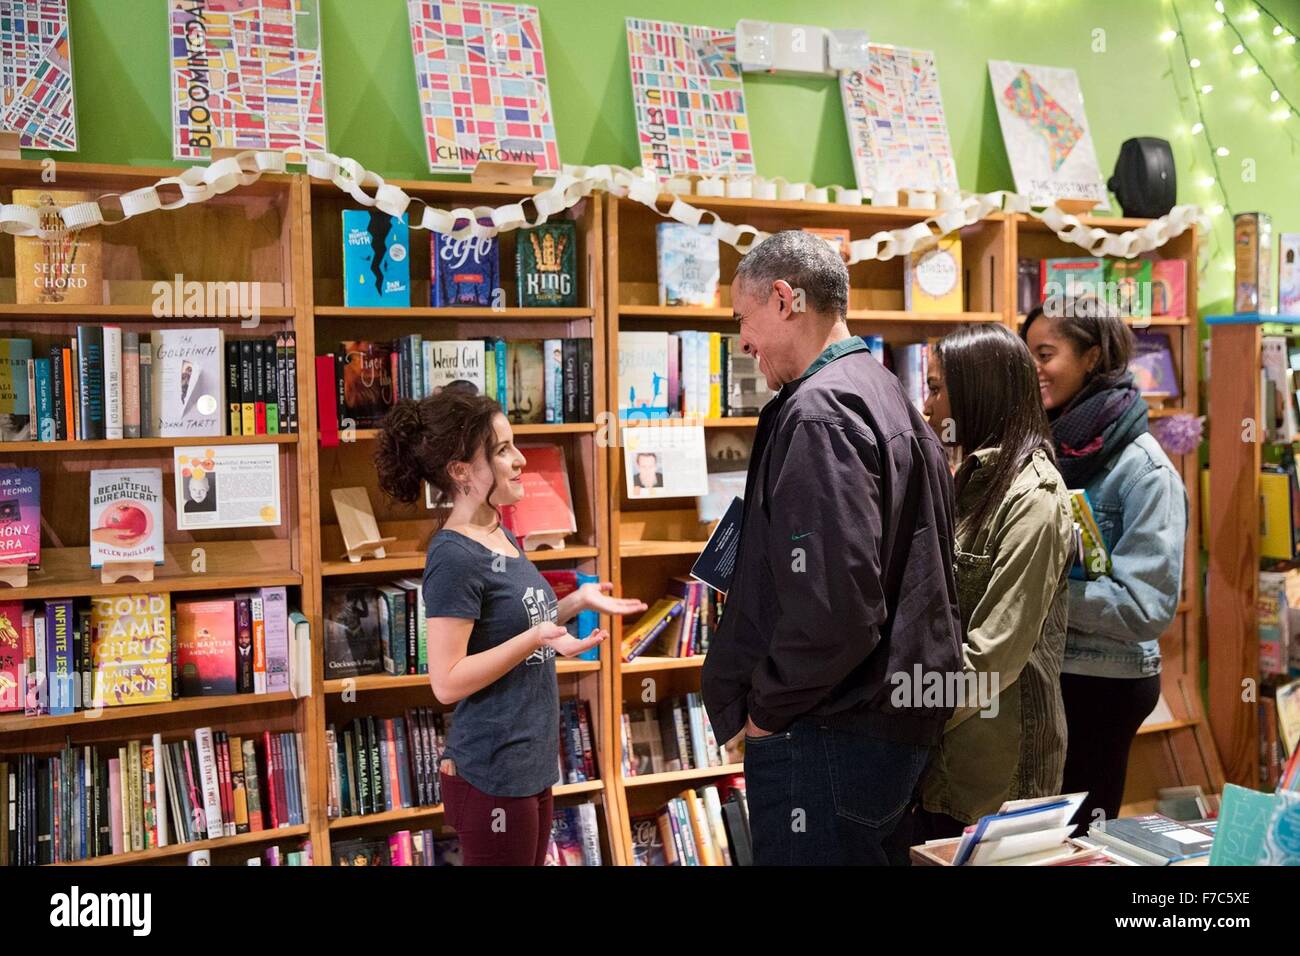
[12,189,103,305]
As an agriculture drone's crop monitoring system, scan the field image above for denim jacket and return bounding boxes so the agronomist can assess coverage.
[1062,432,1187,679]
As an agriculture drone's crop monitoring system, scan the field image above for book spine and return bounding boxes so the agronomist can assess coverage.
[405,587,417,676]
[579,337,594,422]
[251,594,267,695]
[352,719,368,815]
[544,338,561,423]
[126,739,142,852]
[226,339,242,436]
[263,336,279,434]
[261,730,279,829]
[242,739,264,833]
[284,331,298,432]
[122,332,140,439]
[33,358,54,441]
[138,342,152,438]
[151,732,167,848]
[75,326,105,440]
[102,326,123,440]
[253,339,267,434]
[217,731,236,837]
[139,744,155,850]
[240,340,256,436]
[367,716,383,815]
[195,728,223,841]
[48,346,65,441]
[563,338,579,423]
[64,343,77,440]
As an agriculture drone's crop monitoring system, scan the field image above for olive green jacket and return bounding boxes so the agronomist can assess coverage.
[920,447,1074,824]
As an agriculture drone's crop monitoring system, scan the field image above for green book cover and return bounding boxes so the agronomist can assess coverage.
[1104,258,1153,318]
[516,222,577,307]
[1208,783,1280,865]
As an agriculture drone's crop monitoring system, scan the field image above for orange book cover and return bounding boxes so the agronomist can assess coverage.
[804,227,852,261]
[175,599,237,696]
[61,347,74,438]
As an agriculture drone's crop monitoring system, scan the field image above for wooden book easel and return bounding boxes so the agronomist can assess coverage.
[0,563,29,588]
[470,160,537,187]
[0,132,20,160]
[332,487,397,563]
[100,560,156,585]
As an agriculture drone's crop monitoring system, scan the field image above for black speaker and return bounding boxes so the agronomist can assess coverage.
[1107,137,1176,218]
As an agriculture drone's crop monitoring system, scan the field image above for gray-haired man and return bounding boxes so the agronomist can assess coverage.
[700,230,962,865]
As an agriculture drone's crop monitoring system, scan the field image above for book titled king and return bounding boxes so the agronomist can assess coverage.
[0,468,40,567]
[12,189,103,305]
[516,222,578,307]
[89,468,164,568]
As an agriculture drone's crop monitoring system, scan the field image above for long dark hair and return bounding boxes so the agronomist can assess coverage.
[374,388,504,529]
[935,323,1056,540]
[1019,295,1135,385]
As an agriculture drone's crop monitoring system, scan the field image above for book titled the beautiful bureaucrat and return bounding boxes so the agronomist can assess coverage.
[88,468,164,568]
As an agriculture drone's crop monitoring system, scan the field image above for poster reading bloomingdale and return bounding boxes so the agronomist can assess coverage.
[168,0,327,162]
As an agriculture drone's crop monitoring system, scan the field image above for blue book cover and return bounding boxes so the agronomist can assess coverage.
[576,571,599,661]
[33,358,54,441]
[45,599,75,715]
[342,210,410,307]
[432,225,499,306]
[492,338,507,406]
[656,223,720,307]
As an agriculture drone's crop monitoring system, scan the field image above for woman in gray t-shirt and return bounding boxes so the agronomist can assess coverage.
[376,389,645,865]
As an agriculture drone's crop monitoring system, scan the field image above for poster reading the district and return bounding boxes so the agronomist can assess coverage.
[988,60,1108,209]
[406,0,560,174]
[626,17,754,179]
[839,44,957,196]
[0,0,78,150]
[174,444,281,531]
[169,0,327,162]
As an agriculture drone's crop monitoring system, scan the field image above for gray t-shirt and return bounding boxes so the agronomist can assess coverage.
[422,528,559,797]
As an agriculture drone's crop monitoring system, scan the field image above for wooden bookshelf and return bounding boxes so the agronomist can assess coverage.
[0,159,317,867]
[603,195,1219,861]
[301,179,616,865]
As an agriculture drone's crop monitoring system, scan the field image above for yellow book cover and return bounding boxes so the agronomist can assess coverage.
[708,333,722,418]
[230,735,250,833]
[680,789,719,865]
[1069,490,1110,579]
[12,189,103,305]
[904,235,963,313]
[620,598,680,656]
[90,593,172,707]
[1260,470,1295,561]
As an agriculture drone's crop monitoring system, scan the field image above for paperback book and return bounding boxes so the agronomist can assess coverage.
[88,469,164,568]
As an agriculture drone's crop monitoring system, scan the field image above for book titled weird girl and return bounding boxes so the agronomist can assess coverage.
[89,468,164,568]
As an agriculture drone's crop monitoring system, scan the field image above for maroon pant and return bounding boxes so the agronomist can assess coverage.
[440,771,553,866]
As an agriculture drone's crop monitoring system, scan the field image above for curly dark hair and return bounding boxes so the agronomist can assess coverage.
[374,387,504,528]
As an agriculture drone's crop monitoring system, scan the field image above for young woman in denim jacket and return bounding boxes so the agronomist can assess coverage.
[1022,300,1188,827]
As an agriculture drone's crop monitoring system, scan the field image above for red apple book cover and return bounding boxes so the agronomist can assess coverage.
[175,599,238,696]
[89,468,164,567]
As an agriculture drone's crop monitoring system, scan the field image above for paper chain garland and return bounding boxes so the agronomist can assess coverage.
[0,149,1207,264]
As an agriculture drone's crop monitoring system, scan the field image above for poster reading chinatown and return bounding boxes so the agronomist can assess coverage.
[169,0,327,162]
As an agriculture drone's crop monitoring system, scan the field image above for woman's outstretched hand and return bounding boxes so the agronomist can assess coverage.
[535,623,610,659]
[577,581,648,617]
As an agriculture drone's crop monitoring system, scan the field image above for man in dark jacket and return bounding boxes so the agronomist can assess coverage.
[701,230,961,865]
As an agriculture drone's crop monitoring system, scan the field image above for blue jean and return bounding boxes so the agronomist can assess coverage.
[743,717,931,866]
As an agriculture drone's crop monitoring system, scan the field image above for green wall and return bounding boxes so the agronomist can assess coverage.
[33,0,1300,310]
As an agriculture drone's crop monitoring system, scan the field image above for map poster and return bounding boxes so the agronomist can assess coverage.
[0,0,78,150]
[626,17,754,179]
[169,0,327,162]
[988,60,1108,209]
[406,0,560,174]
[839,44,958,196]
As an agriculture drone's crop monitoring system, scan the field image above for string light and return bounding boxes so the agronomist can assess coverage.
[1170,1,1234,220]
[1217,2,1300,134]
[1160,29,1179,42]
[1201,83,1215,93]
[1216,145,1231,155]
[1214,0,1224,11]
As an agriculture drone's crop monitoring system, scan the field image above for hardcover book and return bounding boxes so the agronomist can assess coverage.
[432,225,499,306]
[12,189,103,305]
[723,334,773,415]
[618,331,670,421]
[343,210,410,307]
[0,468,40,566]
[1040,257,1105,303]
[339,341,395,428]
[656,223,720,307]
[261,586,291,695]
[516,222,578,307]
[423,340,486,396]
[1103,258,1153,319]
[504,444,577,550]
[1234,211,1274,315]
[175,599,238,697]
[0,602,21,713]
[1280,233,1300,316]
[1151,259,1187,318]
[0,339,33,441]
[323,587,384,679]
[504,340,545,425]
[88,468,164,568]
[1129,331,1180,400]
[904,236,963,313]
[90,594,172,707]
[150,328,224,437]
[803,227,852,260]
